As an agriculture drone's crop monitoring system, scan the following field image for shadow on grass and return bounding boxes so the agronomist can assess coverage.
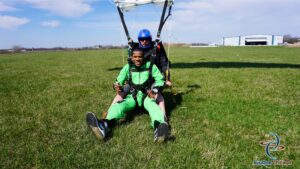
[107,62,300,71]
[96,84,201,142]
[164,84,201,119]
[107,67,122,71]
[171,62,300,69]
[164,84,201,142]
[118,84,201,122]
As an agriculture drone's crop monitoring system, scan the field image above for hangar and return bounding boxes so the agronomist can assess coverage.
[223,35,283,46]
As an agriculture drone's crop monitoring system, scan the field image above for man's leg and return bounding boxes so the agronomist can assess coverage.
[156,92,167,121]
[143,97,169,142]
[151,83,167,121]
[144,97,165,127]
[100,94,124,119]
[106,95,136,121]
[103,83,131,119]
[87,95,136,140]
[111,93,124,104]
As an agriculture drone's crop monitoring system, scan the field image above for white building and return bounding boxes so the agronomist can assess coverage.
[223,35,283,46]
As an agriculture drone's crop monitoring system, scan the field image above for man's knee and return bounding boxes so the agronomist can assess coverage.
[143,97,156,108]
[113,94,124,104]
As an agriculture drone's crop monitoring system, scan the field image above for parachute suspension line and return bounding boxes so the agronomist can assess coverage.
[156,0,168,40]
[162,5,172,30]
[117,6,132,42]
[167,16,172,68]
[156,0,173,41]
[166,6,172,88]
[116,4,133,65]
[120,21,125,65]
[132,9,139,40]
[167,19,177,95]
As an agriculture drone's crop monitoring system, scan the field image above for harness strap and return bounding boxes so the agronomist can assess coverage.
[128,63,154,107]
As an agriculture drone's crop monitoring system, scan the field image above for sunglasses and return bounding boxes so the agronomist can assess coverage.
[139,38,150,42]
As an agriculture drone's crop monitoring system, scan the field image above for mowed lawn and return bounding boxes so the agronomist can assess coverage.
[0,46,299,168]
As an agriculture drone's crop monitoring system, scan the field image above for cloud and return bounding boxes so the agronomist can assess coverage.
[20,0,93,17]
[0,2,17,11]
[0,15,29,30]
[174,0,300,25]
[171,0,300,42]
[41,20,60,28]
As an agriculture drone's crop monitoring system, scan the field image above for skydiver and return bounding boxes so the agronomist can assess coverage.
[86,48,169,142]
[104,29,171,121]
[130,29,172,87]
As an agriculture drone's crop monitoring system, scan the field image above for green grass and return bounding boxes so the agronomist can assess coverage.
[1,46,299,168]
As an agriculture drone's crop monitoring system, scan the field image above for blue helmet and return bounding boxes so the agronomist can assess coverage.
[138,29,152,49]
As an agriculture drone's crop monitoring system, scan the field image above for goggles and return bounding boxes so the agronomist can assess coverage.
[139,38,150,42]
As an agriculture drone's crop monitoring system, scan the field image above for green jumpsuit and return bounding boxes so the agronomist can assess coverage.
[106,61,165,127]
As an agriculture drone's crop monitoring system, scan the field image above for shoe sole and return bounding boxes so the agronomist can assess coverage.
[86,112,104,140]
[156,136,166,143]
[155,123,169,143]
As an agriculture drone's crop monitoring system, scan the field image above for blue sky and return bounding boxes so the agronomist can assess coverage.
[0,0,299,49]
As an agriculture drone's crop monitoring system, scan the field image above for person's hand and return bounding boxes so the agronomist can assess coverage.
[113,83,122,93]
[147,89,158,99]
[128,38,134,48]
[166,80,172,87]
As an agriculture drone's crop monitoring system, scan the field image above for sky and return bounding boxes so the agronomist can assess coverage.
[0,0,299,49]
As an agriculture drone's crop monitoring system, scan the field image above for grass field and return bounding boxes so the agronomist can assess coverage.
[1,46,299,168]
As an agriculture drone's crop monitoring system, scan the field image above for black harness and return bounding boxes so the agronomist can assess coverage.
[128,63,154,107]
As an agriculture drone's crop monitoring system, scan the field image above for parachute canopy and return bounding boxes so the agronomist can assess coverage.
[114,0,174,11]
[114,0,174,41]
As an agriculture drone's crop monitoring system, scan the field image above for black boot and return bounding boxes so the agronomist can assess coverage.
[86,112,108,140]
[154,122,169,143]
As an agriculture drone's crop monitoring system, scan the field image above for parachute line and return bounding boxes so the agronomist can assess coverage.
[156,0,170,39]
[117,6,131,41]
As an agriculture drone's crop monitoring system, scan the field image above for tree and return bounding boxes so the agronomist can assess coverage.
[12,45,23,52]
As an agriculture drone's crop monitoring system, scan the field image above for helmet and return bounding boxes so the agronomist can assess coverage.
[138,29,152,49]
